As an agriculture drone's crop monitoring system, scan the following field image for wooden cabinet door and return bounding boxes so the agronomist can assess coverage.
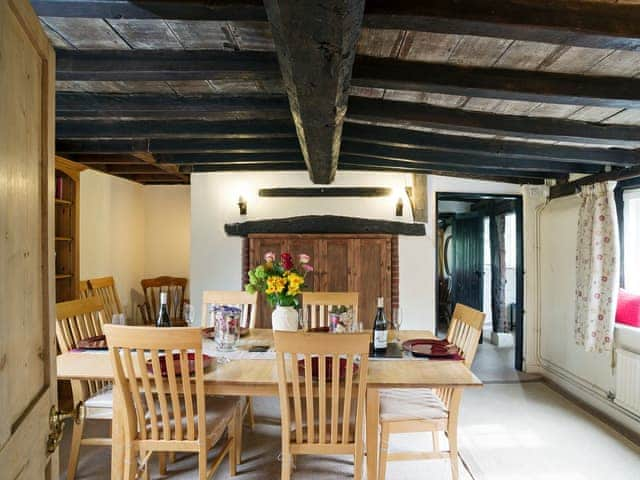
[321,238,351,292]
[286,236,321,293]
[350,237,392,329]
[0,0,57,477]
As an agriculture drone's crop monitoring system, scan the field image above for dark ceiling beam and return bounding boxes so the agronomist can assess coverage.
[339,154,564,180]
[55,137,300,154]
[56,49,280,81]
[549,165,640,199]
[340,142,602,174]
[131,152,189,182]
[186,162,306,173]
[347,97,640,146]
[264,0,366,184]
[352,57,640,109]
[66,154,143,164]
[363,0,640,51]
[32,0,267,20]
[340,162,548,185]
[157,152,305,164]
[56,92,290,119]
[56,119,297,139]
[343,123,638,167]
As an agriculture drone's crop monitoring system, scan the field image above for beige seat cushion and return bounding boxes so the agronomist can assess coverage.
[85,386,113,420]
[379,388,448,422]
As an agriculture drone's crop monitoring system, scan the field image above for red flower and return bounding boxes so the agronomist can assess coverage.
[280,252,294,270]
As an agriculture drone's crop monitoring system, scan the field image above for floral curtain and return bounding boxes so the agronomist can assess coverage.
[575,181,620,353]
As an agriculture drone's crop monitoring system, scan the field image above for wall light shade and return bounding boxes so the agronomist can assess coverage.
[395,197,403,216]
[238,196,247,215]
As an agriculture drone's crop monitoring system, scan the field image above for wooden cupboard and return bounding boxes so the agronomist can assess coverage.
[248,234,392,329]
[55,156,84,302]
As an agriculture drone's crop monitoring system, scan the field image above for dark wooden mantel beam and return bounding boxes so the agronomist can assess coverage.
[264,0,366,184]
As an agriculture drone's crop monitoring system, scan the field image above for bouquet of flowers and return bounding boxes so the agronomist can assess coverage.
[245,252,314,308]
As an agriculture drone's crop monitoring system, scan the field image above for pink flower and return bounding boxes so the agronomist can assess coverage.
[298,253,310,264]
[264,251,276,263]
[280,252,293,270]
[302,264,314,272]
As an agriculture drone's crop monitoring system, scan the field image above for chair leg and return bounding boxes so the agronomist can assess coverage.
[354,438,364,480]
[236,406,243,465]
[378,423,390,480]
[229,414,238,477]
[123,444,137,480]
[140,453,150,480]
[198,448,208,480]
[245,396,255,430]
[66,415,85,480]
[159,452,167,475]
[448,428,459,480]
[432,431,440,454]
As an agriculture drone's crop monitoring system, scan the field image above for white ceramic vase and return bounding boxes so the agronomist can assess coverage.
[271,305,299,331]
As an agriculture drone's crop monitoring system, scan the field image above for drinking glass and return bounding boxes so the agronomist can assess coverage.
[183,302,194,326]
[392,307,403,343]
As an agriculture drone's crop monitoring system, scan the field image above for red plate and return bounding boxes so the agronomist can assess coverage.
[146,352,213,377]
[402,338,450,352]
[77,334,108,350]
[411,343,460,358]
[298,357,358,381]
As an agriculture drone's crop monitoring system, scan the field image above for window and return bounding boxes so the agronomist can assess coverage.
[623,189,640,294]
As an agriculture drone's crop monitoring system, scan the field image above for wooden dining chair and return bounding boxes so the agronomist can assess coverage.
[301,292,359,329]
[55,296,113,480]
[103,325,241,480]
[377,303,485,480]
[88,276,123,321]
[274,331,370,480]
[201,290,258,451]
[141,276,188,325]
[79,280,90,299]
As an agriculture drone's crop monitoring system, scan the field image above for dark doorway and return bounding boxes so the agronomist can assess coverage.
[436,192,524,372]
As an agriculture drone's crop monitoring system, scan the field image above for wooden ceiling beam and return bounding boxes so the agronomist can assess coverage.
[56,92,290,119]
[64,154,143,164]
[347,97,640,146]
[340,142,602,174]
[342,123,639,167]
[56,49,280,81]
[549,165,640,199]
[264,0,366,184]
[352,57,640,109]
[157,152,305,165]
[56,119,297,139]
[32,0,267,20]
[363,0,640,51]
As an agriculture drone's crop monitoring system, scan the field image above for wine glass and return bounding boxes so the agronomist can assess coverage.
[392,307,403,343]
[183,302,194,326]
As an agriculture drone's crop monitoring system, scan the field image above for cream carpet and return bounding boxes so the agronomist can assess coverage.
[59,383,640,479]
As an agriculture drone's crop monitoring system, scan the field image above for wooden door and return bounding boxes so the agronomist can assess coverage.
[350,237,392,329]
[451,214,485,313]
[248,235,286,328]
[0,0,57,478]
[321,238,351,292]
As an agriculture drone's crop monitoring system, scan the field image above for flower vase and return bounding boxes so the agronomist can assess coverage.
[272,305,299,331]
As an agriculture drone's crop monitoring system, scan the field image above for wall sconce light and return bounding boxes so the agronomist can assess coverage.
[238,196,247,215]
[395,197,403,217]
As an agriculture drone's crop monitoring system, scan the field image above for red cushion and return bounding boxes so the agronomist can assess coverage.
[616,289,640,328]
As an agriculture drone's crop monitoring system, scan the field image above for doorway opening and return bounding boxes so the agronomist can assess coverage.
[436,192,525,377]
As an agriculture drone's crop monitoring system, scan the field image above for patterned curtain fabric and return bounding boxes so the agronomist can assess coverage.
[490,214,508,333]
[575,181,620,353]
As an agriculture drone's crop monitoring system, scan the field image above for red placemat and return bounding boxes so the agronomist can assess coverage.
[402,338,450,352]
[146,353,213,377]
[77,335,108,350]
[298,357,358,381]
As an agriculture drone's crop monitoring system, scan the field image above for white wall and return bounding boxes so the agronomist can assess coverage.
[80,171,190,320]
[537,193,640,433]
[79,170,145,318]
[190,171,522,330]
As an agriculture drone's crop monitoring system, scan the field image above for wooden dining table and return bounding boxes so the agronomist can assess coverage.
[56,329,482,480]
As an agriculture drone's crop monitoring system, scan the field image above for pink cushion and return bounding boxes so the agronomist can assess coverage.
[616,289,640,328]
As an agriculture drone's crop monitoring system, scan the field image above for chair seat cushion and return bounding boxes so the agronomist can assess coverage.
[379,388,448,422]
[85,386,113,419]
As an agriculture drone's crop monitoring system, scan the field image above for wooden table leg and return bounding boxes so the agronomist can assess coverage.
[111,388,125,480]
[366,388,380,480]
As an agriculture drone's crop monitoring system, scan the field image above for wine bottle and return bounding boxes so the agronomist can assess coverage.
[156,291,171,328]
[373,297,388,352]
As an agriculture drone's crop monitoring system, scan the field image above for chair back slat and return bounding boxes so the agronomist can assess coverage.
[201,290,258,328]
[55,296,111,396]
[104,325,206,444]
[447,303,485,368]
[274,332,369,449]
[79,280,90,299]
[141,276,188,323]
[301,292,359,329]
[88,276,123,320]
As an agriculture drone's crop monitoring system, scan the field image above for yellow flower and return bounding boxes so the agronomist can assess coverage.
[267,276,286,294]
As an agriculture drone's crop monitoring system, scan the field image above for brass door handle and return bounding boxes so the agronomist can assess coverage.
[47,402,85,454]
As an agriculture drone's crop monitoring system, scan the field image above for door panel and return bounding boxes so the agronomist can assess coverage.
[451,214,484,312]
[248,236,285,328]
[0,0,56,477]
[351,238,392,329]
[323,239,350,291]
[287,236,320,292]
